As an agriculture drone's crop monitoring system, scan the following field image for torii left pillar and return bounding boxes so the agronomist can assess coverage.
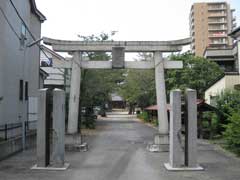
[154,52,169,150]
[67,51,83,145]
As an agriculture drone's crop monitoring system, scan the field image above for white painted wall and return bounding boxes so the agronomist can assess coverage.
[0,0,42,125]
[205,75,240,104]
[205,77,226,104]
[225,75,240,89]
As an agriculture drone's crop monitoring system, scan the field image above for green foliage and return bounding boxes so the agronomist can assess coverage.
[201,112,220,138]
[119,53,156,109]
[166,53,224,98]
[119,69,156,109]
[81,69,124,107]
[78,32,125,108]
[119,53,223,111]
[212,90,240,154]
[137,111,149,122]
[223,111,240,155]
[80,107,97,129]
[215,90,240,121]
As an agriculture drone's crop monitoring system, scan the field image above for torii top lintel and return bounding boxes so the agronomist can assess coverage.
[43,37,191,53]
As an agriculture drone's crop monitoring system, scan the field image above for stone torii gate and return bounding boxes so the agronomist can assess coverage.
[43,37,191,146]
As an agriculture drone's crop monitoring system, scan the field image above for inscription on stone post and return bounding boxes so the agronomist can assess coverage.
[169,89,182,168]
[112,47,125,69]
[185,89,198,168]
[52,89,65,167]
[36,88,52,167]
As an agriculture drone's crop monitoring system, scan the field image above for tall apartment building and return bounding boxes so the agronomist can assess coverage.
[190,2,236,56]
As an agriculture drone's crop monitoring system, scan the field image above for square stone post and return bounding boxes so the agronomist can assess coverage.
[169,89,182,167]
[165,89,203,171]
[154,52,168,144]
[52,89,65,167]
[32,89,70,170]
[67,51,82,134]
[185,89,198,167]
[36,89,48,167]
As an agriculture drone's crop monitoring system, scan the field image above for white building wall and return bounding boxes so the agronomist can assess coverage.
[205,77,226,104]
[225,75,240,89]
[205,75,240,104]
[0,0,42,126]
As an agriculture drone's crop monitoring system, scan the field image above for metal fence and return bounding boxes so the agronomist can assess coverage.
[0,121,37,141]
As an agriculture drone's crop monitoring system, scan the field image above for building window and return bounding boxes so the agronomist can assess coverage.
[25,81,28,100]
[20,23,27,49]
[19,80,24,101]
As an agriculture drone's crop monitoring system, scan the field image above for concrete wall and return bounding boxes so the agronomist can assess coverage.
[205,76,225,104]
[0,0,42,126]
[0,132,36,161]
[205,75,240,104]
[225,75,240,89]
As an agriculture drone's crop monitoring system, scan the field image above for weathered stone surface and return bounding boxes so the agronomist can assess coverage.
[43,37,191,52]
[169,89,182,168]
[112,47,125,69]
[37,89,48,167]
[52,89,65,167]
[154,52,168,135]
[185,89,198,167]
[67,52,82,134]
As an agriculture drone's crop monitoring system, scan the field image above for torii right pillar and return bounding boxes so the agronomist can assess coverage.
[154,51,169,150]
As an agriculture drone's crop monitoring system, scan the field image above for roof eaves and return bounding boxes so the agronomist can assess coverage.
[40,68,49,78]
[30,0,46,22]
[40,45,67,62]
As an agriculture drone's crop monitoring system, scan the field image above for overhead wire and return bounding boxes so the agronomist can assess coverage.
[8,0,55,66]
[1,0,66,72]
[0,5,21,40]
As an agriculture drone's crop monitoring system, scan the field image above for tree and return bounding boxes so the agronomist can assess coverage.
[119,53,223,114]
[78,32,125,108]
[118,53,156,113]
[166,53,224,98]
[119,69,156,112]
[223,111,240,155]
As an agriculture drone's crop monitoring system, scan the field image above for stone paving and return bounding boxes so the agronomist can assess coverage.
[0,112,240,180]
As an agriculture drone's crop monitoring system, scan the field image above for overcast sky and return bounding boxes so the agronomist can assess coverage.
[35,0,239,59]
[36,0,239,41]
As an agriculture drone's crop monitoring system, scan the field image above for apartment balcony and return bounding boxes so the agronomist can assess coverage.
[191,43,195,48]
[233,23,237,29]
[208,21,227,25]
[209,41,228,46]
[232,16,236,22]
[190,23,195,29]
[191,37,195,43]
[191,17,194,23]
[208,33,227,38]
[191,31,195,36]
[208,7,227,11]
[208,27,227,31]
[208,13,227,17]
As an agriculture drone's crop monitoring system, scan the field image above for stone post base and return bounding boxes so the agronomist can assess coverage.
[147,133,169,152]
[65,133,88,152]
[164,163,204,171]
[31,163,70,171]
[154,133,169,144]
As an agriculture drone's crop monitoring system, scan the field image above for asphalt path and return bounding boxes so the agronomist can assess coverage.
[0,111,240,180]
